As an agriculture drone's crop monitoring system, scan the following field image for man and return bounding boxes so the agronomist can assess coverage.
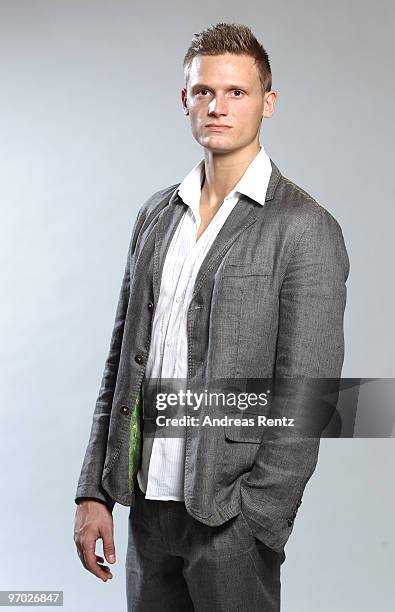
[74,22,349,611]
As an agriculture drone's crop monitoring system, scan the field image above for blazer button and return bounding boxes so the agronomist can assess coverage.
[120,405,130,415]
[287,517,294,527]
[135,354,144,365]
[147,301,154,312]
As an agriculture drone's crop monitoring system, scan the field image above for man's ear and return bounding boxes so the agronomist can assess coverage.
[181,88,189,115]
[263,90,277,119]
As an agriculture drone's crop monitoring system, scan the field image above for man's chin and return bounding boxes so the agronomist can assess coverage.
[199,138,237,154]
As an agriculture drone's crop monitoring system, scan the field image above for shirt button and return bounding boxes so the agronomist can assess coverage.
[134,354,144,365]
[120,405,130,415]
[147,301,154,311]
[165,340,171,347]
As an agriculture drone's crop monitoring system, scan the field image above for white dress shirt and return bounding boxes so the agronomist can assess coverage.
[137,145,273,500]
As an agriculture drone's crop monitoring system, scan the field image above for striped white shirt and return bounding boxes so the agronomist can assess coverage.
[137,145,272,500]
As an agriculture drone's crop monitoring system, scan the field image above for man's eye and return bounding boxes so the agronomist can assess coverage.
[199,89,209,95]
[232,90,244,97]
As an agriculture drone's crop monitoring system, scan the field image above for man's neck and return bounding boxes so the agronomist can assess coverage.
[201,141,262,209]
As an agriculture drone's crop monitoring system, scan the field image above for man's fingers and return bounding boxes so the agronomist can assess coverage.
[83,537,111,581]
[77,544,112,580]
[76,543,100,572]
[76,545,88,571]
[101,524,116,564]
[98,564,113,578]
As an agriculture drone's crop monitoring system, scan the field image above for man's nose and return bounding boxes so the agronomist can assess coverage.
[208,95,228,116]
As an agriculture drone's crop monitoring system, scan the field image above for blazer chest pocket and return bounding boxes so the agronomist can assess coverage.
[221,262,272,278]
[219,262,275,313]
[209,262,274,376]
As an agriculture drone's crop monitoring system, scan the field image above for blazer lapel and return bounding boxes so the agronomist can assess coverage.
[152,159,282,304]
[191,198,257,298]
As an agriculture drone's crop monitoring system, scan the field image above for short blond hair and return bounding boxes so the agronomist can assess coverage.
[183,22,272,94]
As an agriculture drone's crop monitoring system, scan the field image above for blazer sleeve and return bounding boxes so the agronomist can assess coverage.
[240,208,350,551]
[74,206,145,511]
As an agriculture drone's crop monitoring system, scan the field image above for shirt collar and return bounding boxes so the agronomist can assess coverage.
[169,145,272,208]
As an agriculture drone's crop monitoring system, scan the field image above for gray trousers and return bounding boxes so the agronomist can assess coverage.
[126,484,285,611]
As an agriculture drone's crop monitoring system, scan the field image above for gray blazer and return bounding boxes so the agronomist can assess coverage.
[75,159,349,553]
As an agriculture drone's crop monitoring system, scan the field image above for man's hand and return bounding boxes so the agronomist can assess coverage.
[74,499,116,582]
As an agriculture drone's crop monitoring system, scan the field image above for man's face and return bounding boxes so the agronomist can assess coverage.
[182,53,275,154]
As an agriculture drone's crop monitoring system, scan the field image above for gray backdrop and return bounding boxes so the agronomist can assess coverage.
[1,1,394,610]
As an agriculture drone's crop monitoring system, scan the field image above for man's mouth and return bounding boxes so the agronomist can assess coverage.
[205,124,232,131]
